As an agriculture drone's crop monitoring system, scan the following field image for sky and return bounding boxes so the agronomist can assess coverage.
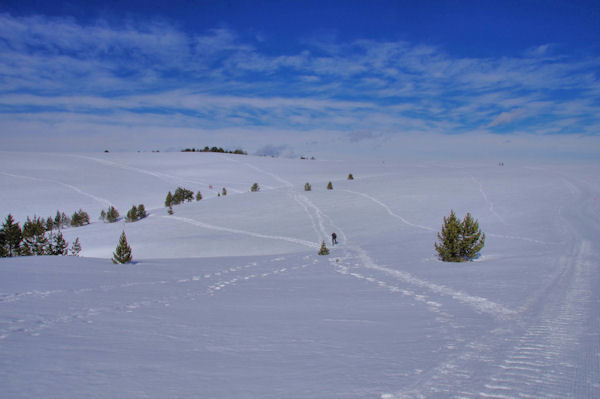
[0,0,599,159]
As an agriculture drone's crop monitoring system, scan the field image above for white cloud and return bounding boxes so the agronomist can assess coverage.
[0,13,598,157]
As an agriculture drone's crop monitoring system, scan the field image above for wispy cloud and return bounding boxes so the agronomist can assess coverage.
[0,13,598,158]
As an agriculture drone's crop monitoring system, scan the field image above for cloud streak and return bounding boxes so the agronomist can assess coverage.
[0,13,598,158]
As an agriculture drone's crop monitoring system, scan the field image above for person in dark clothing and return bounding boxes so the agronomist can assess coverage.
[331,232,337,245]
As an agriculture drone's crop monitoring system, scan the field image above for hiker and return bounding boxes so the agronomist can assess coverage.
[331,232,337,246]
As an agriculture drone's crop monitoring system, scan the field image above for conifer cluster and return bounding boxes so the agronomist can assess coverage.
[434,210,485,262]
[126,204,147,222]
[1,213,82,257]
[100,206,120,223]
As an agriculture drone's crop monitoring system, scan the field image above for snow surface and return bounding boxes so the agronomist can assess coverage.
[1,151,599,398]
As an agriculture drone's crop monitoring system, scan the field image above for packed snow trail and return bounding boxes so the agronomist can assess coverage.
[0,171,113,207]
[163,215,320,249]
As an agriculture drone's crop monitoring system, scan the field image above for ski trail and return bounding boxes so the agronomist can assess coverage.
[293,194,330,241]
[65,154,224,189]
[0,171,113,207]
[290,193,323,242]
[342,189,435,232]
[472,177,508,225]
[164,215,319,249]
[348,246,517,320]
[226,156,294,189]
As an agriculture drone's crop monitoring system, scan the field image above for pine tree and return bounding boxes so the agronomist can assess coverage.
[70,237,82,256]
[327,181,333,190]
[347,174,354,180]
[318,240,330,255]
[51,231,69,255]
[195,192,203,201]
[45,217,54,232]
[112,231,133,264]
[165,191,173,207]
[126,205,138,222]
[1,214,22,257]
[136,204,147,219]
[21,216,47,256]
[106,206,119,223]
[459,213,485,260]
[168,205,174,215]
[304,182,311,191]
[250,183,260,192]
[434,210,462,262]
[99,209,107,221]
[434,210,485,262]
[222,187,227,196]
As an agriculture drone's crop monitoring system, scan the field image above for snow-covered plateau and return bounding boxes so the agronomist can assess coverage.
[1,151,599,398]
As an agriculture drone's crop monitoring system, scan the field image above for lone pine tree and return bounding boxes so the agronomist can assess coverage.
[318,240,330,255]
[327,181,333,190]
[112,231,133,264]
[434,210,485,262]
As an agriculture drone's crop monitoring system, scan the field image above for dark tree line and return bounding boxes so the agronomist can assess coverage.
[0,214,81,257]
[181,146,247,155]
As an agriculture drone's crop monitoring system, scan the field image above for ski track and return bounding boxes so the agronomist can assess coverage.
[471,176,508,225]
[0,171,113,207]
[164,215,320,249]
[0,257,316,341]
[342,189,435,232]
[65,154,237,191]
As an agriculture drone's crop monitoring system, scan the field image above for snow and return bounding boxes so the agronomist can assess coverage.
[1,151,599,398]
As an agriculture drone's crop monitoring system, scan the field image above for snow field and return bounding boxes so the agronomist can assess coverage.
[1,152,599,398]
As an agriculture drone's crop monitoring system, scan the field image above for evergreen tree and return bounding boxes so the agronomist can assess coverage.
[99,209,107,221]
[434,210,462,262]
[304,182,311,191]
[71,209,90,227]
[195,192,203,201]
[112,231,132,264]
[45,217,54,232]
[222,187,227,196]
[126,205,138,222]
[51,231,68,255]
[348,174,354,180]
[327,181,333,190]
[70,237,82,256]
[435,210,485,262]
[168,205,174,215]
[250,183,260,192]
[318,240,330,256]
[106,206,119,223]
[1,214,22,257]
[165,191,173,207]
[459,213,485,260]
[54,211,62,229]
[136,204,147,219]
[21,216,47,256]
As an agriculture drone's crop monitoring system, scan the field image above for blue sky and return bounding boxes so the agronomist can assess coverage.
[0,0,599,159]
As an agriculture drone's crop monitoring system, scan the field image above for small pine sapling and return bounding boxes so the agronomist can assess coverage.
[304,182,311,191]
[327,181,333,190]
[222,187,227,196]
[70,237,82,256]
[347,173,354,180]
[318,241,330,255]
[196,192,203,201]
[112,231,133,264]
[250,183,260,192]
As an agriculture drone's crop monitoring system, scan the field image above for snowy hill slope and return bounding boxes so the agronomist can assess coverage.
[1,152,599,398]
